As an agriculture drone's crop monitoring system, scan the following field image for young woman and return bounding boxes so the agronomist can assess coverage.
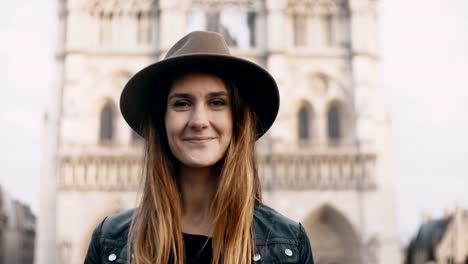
[84,31,313,264]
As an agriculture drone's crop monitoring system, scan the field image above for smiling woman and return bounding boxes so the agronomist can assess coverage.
[84,31,314,264]
[165,73,233,169]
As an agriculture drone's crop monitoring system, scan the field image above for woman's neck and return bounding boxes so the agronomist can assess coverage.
[179,166,217,236]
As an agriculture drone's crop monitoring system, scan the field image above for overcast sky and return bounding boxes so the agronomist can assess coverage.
[1,0,467,245]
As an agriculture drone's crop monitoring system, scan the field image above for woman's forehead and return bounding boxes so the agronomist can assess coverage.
[168,72,229,94]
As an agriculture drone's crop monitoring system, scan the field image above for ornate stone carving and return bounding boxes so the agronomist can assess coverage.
[58,150,376,191]
[88,0,157,15]
[192,0,257,9]
[309,75,329,97]
[258,152,376,190]
[58,154,143,191]
[286,0,347,15]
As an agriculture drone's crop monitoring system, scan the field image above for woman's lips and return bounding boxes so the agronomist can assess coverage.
[183,137,216,143]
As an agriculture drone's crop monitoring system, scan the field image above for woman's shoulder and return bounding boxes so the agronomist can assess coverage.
[85,209,135,263]
[253,204,314,263]
[254,204,303,241]
[94,208,136,241]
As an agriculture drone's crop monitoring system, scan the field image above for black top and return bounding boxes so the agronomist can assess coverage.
[183,233,212,264]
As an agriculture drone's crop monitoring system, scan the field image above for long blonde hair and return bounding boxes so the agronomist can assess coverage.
[128,78,262,264]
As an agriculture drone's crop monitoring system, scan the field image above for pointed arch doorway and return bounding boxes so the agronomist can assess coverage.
[303,205,363,264]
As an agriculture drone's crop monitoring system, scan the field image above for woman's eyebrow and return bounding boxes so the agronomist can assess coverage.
[207,91,230,97]
[168,93,192,100]
[168,91,230,100]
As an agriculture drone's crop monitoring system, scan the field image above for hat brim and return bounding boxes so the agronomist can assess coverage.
[120,54,279,139]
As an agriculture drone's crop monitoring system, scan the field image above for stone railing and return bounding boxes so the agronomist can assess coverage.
[58,155,143,191]
[58,151,376,191]
[257,153,376,190]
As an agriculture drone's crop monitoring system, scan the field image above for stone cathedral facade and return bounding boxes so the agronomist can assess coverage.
[36,0,400,263]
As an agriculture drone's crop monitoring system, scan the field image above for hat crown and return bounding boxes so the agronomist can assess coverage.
[165,31,231,59]
[121,31,279,139]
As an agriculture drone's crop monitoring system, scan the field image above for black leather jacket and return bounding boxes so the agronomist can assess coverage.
[84,204,314,264]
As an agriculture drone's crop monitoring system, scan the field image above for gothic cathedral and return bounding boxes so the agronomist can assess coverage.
[36,1,400,264]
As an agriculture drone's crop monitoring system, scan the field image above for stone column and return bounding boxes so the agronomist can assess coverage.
[34,5,66,263]
[159,0,187,54]
[316,112,328,145]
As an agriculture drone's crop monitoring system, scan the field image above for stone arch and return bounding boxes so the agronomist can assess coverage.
[305,71,352,101]
[303,204,362,264]
[91,68,132,103]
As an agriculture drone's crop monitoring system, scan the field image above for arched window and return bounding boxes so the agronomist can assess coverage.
[90,0,158,48]
[100,103,114,142]
[298,106,310,139]
[137,11,143,43]
[287,0,350,49]
[327,105,341,140]
[187,5,258,49]
[293,14,307,46]
[324,13,334,46]
[206,10,221,32]
[247,11,256,47]
[103,13,113,45]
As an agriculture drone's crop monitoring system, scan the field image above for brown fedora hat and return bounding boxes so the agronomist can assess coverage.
[120,31,279,139]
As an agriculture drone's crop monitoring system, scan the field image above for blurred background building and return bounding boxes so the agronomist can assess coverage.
[405,208,468,264]
[0,186,36,264]
[36,0,400,263]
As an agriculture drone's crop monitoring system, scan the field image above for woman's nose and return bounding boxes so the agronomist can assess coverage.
[188,105,209,130]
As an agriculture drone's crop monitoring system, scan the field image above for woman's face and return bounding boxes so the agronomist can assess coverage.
[165,73,233,168]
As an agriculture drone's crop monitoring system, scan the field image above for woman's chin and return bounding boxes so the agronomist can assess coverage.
[180,158,219,169]
[175,151,224,169]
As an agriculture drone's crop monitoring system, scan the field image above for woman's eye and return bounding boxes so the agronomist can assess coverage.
[210,99,226,107]
[173,101,191,108]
